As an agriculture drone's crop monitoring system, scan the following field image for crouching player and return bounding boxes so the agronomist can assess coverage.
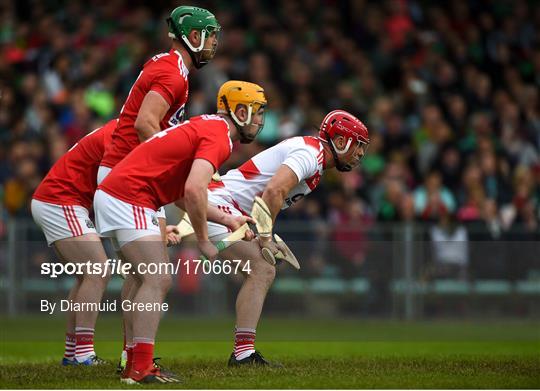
[31,120,117,365]
[93,81,267,383]
[96,7,221,370]
[205,110,370,366]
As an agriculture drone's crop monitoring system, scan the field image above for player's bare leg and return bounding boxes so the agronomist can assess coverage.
[54,233,110,365]
[222,242,276,328]
[55,234,110,327]
[53,244,81,337]
[64,276,81,333]
[119,235,173,381]
[122,217,167,342]
[118,272,141,373]
[121,274,141,344]
[60,272,81,365]
[220,241,278,366]
[118,217,168,374]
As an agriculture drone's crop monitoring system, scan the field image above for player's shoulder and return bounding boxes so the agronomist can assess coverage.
[186,115,230,141]
[299,136,323,151]
[192,114,229,128]
[278,136,322,153]
[144,49,188,80]
[80,119,117,144]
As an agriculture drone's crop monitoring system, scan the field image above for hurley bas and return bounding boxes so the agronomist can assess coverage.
[40,299,169,314]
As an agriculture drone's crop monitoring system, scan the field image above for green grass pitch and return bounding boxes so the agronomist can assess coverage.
[1,316,539,388]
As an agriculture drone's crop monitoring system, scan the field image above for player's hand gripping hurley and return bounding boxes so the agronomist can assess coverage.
[175,196,299,269]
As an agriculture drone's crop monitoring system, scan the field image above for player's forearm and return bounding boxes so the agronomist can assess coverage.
[135,91,171,141]
[183,186,209,242]
[206,204,233,226]
[261,187,285,225]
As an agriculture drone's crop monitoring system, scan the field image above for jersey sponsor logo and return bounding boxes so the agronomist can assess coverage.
[168,105,186,126]
[284,193,305,207]
[305,171,321,190]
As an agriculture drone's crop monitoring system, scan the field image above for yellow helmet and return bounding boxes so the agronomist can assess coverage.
[217,81,267,127]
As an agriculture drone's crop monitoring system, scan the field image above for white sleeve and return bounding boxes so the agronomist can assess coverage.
[282,147,319,182]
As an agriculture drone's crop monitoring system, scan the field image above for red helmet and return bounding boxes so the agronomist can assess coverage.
[318,110,370,151]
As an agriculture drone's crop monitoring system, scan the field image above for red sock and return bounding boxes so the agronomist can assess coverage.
[75,327,95,362]
[132,341,154,372]
[64,333,76,360]
[234,327,256,360]
[124,345,134,375]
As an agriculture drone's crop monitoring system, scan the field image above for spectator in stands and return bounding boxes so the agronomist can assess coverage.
[330,197,373,278]
[428,211,469,280]
[414,170,456,221]
[1,0,538,281]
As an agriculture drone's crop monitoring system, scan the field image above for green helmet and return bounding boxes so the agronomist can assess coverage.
[167,6,221,69]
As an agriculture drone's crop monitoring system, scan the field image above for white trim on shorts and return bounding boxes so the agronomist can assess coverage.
[207,192,243,243]
[31,199,97,246]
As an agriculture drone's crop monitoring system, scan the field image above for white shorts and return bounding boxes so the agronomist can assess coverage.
[93,189,161,248]
[207,192,244,242]
[31,199,97,246]
[97,165,165,219]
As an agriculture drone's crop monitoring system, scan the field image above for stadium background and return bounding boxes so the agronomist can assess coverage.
[2,0,539,315]
[0,0,539,387]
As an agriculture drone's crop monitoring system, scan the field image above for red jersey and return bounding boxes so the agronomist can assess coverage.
[99,115,233,210]
[33,120,116,209]
[100,49,189,168]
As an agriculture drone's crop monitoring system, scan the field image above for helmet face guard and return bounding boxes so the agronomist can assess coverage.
[338,140,370,171]
[221,94,266,144]
[319,110,370,172]
[241,105,266,143]
[183,25,221,68]
[324,132,369,172]
[201,28,221,62]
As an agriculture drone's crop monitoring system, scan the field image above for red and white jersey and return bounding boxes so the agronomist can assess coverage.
[209,136,326,213]
[100,49,190,168]
[33,119,116,209]
[98,115,233,210]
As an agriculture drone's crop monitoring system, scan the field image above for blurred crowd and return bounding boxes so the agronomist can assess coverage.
[1,0,539,278]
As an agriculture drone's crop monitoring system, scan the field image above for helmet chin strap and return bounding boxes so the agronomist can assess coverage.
[324,132,353,172]
[181,30,206,52]
[221,96,255,144]
[330,137,353,155]
[179,30,210,69]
